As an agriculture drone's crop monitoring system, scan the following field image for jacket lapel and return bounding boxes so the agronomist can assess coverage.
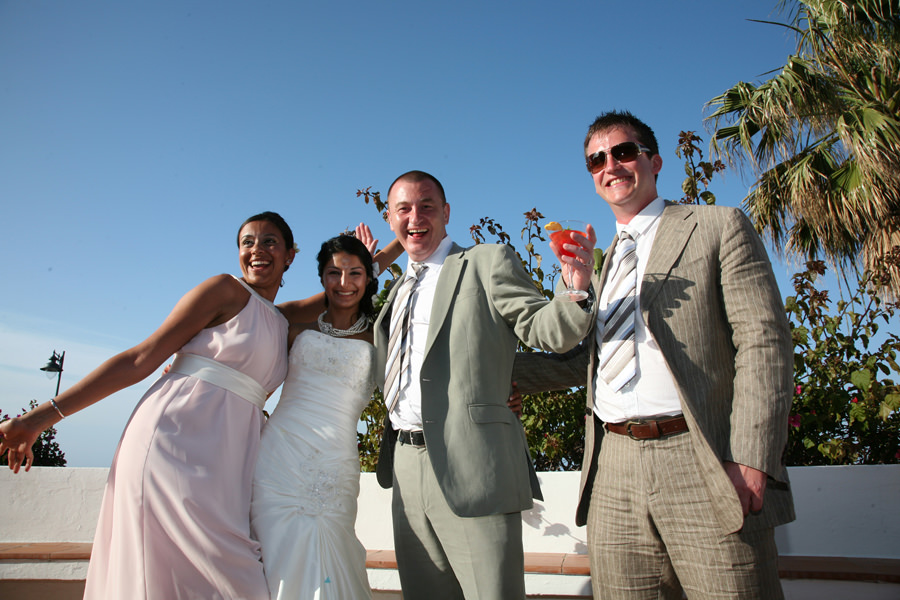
[373,271,407,386]
[377,275,404,334]
[581,239,615,411]
[425,243,465,357]
[641,202,696,315]
[597,235,617,290]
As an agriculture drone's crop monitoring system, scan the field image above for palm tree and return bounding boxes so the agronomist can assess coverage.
[706,0,900,295]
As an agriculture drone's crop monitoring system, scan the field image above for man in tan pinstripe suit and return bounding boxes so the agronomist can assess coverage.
[515,111,795,599]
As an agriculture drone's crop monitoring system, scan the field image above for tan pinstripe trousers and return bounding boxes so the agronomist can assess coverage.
[586,429,783,599]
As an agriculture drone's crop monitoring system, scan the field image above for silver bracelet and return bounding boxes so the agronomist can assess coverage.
[50,398,67,419]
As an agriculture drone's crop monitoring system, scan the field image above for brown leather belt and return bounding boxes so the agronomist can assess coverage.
[397,429,426,447]
[605,415,688,440]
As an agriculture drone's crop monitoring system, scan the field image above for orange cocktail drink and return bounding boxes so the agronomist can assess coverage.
[549,227,586,258]
[544,219,589,301]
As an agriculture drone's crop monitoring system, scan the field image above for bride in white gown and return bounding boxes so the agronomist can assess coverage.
[252,233,388,600]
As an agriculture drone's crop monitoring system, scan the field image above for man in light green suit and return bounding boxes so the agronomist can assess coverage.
[373,170,596,600]
[515,111,795,599]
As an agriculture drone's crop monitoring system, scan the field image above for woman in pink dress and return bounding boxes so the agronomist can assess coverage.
[1,211,297,600]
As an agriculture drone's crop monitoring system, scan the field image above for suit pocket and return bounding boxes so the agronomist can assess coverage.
[468,403,515,425]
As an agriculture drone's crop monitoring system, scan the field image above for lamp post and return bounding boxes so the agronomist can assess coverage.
[40,350,65,396]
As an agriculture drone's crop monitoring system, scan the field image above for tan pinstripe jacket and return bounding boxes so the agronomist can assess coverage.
[515,202,795,534]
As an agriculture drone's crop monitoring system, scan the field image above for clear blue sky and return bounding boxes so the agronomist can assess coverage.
[2,1,805,466]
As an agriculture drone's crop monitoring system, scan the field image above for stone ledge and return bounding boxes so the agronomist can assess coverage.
[363,552,900,583]
[778,556,900,583]
[3,543,898,583]
[364,550,591,576]
[0,543,92,561]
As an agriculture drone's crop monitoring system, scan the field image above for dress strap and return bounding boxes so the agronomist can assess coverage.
[170,353,267,410]
[231,275,285,321]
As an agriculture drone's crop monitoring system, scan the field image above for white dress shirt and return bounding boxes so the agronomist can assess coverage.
[389,235,453,432]
[593,197,682,423]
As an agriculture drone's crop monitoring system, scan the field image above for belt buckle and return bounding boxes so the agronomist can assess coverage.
[400,430,425,447]
[624,419,645,440]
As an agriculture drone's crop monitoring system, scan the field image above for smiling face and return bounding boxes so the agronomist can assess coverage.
[238,220,294,296]
[586,125,662,224]
[387,178,450,262]
[321,251,370,313]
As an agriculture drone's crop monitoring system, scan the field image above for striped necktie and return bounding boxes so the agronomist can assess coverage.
[598,231,637,391]
[384,262,427,412]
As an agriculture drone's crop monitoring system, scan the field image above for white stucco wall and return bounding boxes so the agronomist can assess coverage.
[2,464,898,593]
[3,466,899,556]
[357,466,900,559]
[2,467,108,543]
[775,465,900,559]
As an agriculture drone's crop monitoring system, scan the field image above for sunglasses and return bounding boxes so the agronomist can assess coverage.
[585,141,652,174]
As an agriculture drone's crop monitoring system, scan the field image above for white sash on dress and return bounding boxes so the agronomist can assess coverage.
[170,352,267,410]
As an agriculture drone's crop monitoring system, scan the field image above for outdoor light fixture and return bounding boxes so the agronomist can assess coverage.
[40,350,65,396]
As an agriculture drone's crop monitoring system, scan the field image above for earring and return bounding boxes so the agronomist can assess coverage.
[280,278,285,288]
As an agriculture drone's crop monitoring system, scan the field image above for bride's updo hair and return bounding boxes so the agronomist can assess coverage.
[316,234,379,318]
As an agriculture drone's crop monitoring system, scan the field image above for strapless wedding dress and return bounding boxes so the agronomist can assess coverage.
[251,329,375,600]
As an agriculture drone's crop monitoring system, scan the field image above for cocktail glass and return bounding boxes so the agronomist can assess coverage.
[549,220,589,302]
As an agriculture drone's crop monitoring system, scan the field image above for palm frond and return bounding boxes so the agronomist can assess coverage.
[705,0,900,294]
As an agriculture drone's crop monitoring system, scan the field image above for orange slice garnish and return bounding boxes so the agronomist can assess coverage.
[544,221,563,232]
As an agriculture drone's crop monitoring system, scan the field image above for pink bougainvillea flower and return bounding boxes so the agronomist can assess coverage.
[851,397,859,403]
[788,415,802,428]
[795,385,802,395]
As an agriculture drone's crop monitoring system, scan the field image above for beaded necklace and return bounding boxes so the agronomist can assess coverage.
[317,311,368,337]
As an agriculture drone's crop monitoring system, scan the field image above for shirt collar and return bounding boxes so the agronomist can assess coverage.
[405,235,453,273]
[616,196,664,239]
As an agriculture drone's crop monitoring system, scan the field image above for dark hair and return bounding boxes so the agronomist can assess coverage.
[316,234,378,318]
[387,170,447,204]
[583,110,659,157]
[237,211,295,271]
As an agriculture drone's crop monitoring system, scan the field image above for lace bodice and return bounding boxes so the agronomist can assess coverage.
[254,329,376,515]
[282,329,375,402]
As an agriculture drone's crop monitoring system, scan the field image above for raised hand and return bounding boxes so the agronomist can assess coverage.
[355,223,379,256]
[549,223,597,292]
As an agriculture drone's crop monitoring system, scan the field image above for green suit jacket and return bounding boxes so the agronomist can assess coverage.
[374,241,594,518]
[515,203,796,534]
